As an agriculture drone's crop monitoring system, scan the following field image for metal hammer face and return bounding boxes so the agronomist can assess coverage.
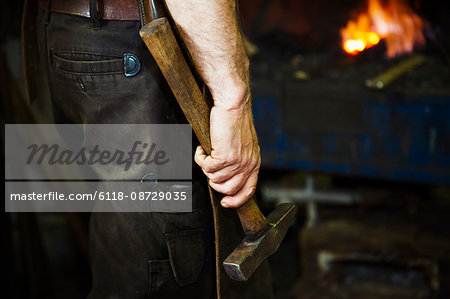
[223,203,297,281]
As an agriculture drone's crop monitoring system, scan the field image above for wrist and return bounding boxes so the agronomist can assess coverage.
[211,80,250,112]
[213,91,250,112]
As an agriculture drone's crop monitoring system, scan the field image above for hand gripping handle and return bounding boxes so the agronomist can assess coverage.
[140,18,267,240]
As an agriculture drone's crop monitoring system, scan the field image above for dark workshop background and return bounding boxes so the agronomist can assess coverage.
[3,0,450,298]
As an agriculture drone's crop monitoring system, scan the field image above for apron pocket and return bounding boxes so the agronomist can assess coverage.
[165,229,205,286]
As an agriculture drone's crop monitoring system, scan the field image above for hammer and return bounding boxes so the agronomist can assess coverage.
[138,0,297,281]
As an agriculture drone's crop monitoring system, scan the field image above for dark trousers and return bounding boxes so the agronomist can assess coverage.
[37,9,216,299]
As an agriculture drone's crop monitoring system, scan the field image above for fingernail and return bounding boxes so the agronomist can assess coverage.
[221,200,229,208]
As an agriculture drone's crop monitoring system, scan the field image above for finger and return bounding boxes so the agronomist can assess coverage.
[195,151,235,174]
[194,145,208,167]
[203,163,241,184]
[204,150,260,183]
[220,170,259,208]
[208,172,247,195]
[195,146,225,172]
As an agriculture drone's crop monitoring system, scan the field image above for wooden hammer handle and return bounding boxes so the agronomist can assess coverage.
[140,18,267,240]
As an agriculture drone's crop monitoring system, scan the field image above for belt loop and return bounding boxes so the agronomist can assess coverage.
[43,0,51,25]
[90,0,101,30]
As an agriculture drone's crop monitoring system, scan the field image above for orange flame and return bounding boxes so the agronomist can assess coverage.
[341,0,426,57]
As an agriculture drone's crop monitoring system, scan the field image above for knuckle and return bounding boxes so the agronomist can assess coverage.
[253,159,261,170]
[247,186,256,197]
[251,155,261,169]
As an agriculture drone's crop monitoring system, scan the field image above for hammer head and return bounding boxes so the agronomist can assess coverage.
[223,203,297,281]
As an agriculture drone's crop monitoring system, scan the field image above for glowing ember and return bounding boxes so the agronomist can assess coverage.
[341,0,426,57]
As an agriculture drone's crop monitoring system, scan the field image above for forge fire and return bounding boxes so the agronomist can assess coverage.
[341,0,426,57]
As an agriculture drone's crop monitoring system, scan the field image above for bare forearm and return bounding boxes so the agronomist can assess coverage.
[166,0,259,207]
[165,0,249,110]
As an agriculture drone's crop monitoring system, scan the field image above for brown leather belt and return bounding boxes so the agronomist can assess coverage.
[38,0,141,21]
